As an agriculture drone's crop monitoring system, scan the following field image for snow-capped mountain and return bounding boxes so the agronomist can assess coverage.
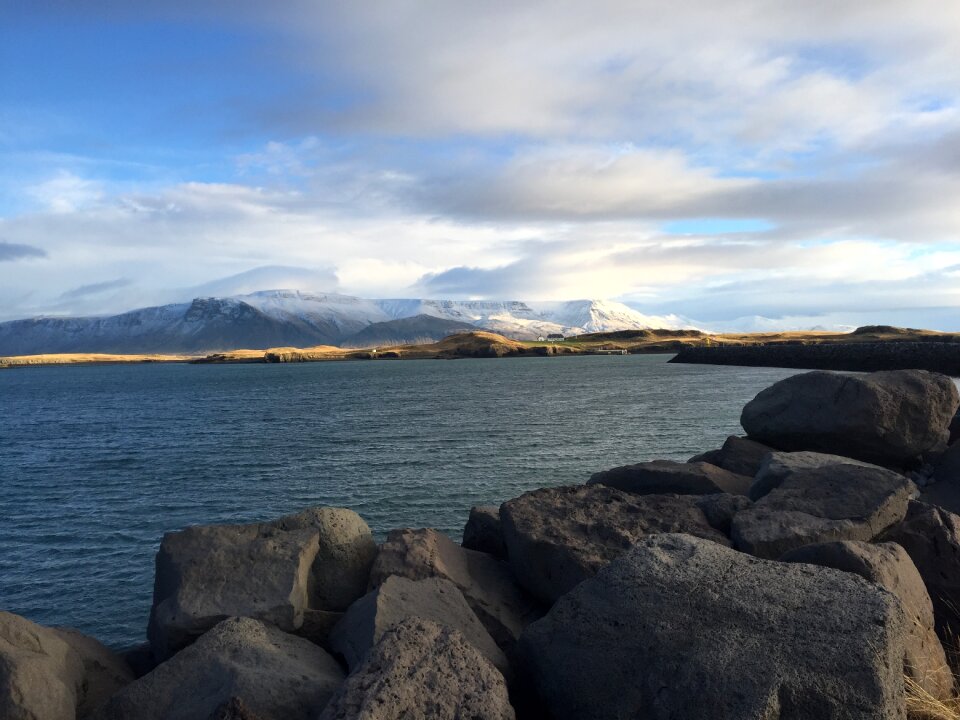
[0,289,692,355]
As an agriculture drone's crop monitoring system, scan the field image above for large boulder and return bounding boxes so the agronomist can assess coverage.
[329,575,509,676]
[369,528,538,653]
[695,435,774,477]
[741,369,959,467]
[731,463,914,559]
[920,442,960,515]
[0,611,85,720]
[462,506,506,559]
[750,450,886,501]
[93,617,344,720]
[519,534,906,720]
[319,618,515,720]
[148,507,376,660]
[881,501,960,651]
[500,485,730,604]
[587,460,751,496]
[781,540,953,700]
[52,628,135,718]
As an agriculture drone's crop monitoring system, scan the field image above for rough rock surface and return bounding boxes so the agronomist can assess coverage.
[207,697,264,720]
[462,506,506,559]
[368,528,537,652]
[329,575,509,676]
[0,611,85,720]
[750,450,886,501]
[519,534,906,720]
[94,617,344,720]
[695,493,752,534]
[52,628,135,718]
[882,501,960,649]
[731,463,913,558]
[587,459,751,496]
[293,609,343,652]
[713,435,774,477]
[271,508,378,611]
[781,540,953,700]
[500,485,730,604]
[320,618,515,720]
[148,506,376,660]
[740,369,959,467]
[921,442,960,515]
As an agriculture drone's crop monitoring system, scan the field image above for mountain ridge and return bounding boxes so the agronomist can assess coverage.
[0,289,692,355]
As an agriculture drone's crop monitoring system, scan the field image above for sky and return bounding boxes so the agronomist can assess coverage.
[2,1,960,330]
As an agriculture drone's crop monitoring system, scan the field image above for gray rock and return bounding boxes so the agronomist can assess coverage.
[781,540,953,700]
[52,627,135,718]
[148,506,376,660]
[0,611,85,720]
[462,506,506,559]
[587,459,751,496]
[695,492,752,534]
[500,485,730,604]
[751,450,891,501]
[329,575,509,676]
[519,533,906,720]
[93,617,344,720]
[921,442,960,514]
[687,447,723,465]
[319,617,515,720]
[292,609,343,652]
[207,697,264,720]
[741,369,959,467]
[731,463,914,558]
[881,501,960,650]
[271,508,378,611]
[714,435,774,477]
[369,528,538,653]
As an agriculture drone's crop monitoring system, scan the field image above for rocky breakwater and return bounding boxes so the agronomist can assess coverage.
[670,337,960,375]
[4,368,960,719]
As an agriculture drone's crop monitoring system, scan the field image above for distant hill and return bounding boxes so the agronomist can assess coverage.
[0,289,691,355]
[341,315,480,348]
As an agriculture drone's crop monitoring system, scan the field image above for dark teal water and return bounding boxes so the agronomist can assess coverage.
[0,355,799,649]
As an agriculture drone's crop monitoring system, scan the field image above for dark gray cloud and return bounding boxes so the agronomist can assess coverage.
[0,241,46,261]
[59,278,131,300]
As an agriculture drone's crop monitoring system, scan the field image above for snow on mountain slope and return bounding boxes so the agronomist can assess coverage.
[0,290,691,355]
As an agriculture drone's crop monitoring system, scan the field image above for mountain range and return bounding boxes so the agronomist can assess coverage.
[0,290,691,355]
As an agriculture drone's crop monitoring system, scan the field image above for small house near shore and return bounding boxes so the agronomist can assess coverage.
[546,333,565,342]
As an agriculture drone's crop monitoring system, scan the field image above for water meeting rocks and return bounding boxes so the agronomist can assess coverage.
[587,459,751,496]
[369,528,538,652]
[147,506,376,660]
[731,462,914,559]
[319,618,515,720]
[94,617,343,720]
[329,575,509,676]
[781,540,953,700]
[52,628,136,718]
[740,369,959,467]
[519,533,906,720]
[500,485,730,604]
[462,505,507,559]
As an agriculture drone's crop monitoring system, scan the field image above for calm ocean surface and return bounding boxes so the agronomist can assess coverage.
[1,354,801,649]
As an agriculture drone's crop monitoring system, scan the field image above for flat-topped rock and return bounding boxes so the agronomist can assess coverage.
[781,540,953,700]
[369,528,538,652]
[731,463,914,558]
[587,459,751,496]
[0,611,86,720]
[93,617,344,720]
[741,369,959,467]
[500,485,730,604]
[706,435,774,477]
[148,506,376,660]
[519,534,906,720]
[329,575,509,676]
[881,501,960,648]
[750,450,890,501]
[462,506,506,559]
[320,618,515,720]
